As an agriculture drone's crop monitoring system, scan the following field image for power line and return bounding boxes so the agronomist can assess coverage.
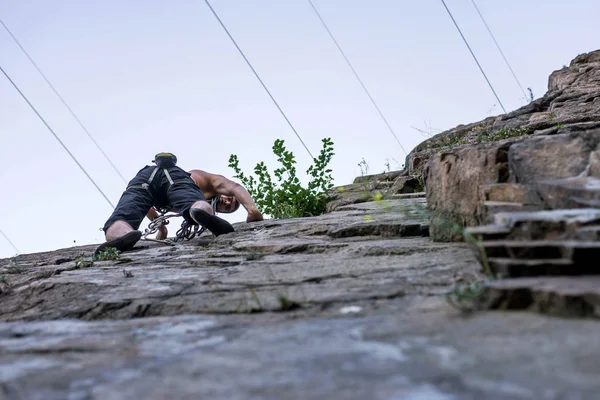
[0,64,116,209]
[307,0,408,156]
[470,0,528,102]
[0,228,19,254]
[202,0,314,159]
[0,18,128,184]
[439,0,507,114]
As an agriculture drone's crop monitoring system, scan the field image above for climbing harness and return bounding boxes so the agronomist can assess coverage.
[131,152,223,245]
[126,152,189,192]
[153,152,178,168]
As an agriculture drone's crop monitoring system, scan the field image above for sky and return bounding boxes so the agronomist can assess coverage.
[1,0,599,258]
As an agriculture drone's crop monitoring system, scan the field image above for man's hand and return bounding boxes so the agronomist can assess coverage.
[156,225,168,240]
[246,208,264,223]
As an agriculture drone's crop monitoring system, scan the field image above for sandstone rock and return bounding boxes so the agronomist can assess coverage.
[327,171,422,212]
[587,149,600,177]
[479,183,526,203]
[548,50,600,91]
[487,258,575,278]
[353,170,403,184]
[508,130,600,184]
[535,176,600,209]
[3,50,600,400]
[410,50,600,239]
[479,276,600,318]
[480,239,600,262]
[424,143,510,241]
[3,311,600,399]
[389,175,423,194]
[1,182,600,398]
[492,208,600,234]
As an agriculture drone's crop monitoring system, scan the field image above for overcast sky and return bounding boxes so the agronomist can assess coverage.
[1,0,599,258]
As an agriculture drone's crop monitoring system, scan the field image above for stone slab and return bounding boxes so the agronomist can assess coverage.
[480,276,600,319]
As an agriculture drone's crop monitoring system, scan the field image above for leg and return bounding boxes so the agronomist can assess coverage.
[95,187,154,256]
[106,220,135,241]
[166,170,234,236]
[189,207,234,236]
[190,199,213,214]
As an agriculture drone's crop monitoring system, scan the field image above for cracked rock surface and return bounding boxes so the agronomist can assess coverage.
[1,196,599,399]
[406,49,600,241]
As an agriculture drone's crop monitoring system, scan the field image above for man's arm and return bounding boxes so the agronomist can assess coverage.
[216,178,263,222]
[146,207,168,239]
[146,207,160,221]
[193,170,263,222]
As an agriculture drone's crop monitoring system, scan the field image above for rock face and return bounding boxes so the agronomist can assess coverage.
[0,198,432,321]
[2,192,600,398]
[463,208,600,317]
[326,171,424,212]
[408,49,600,241]
[2,50,600,399]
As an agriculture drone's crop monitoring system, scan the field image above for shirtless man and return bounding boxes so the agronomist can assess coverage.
[94,153,263,256]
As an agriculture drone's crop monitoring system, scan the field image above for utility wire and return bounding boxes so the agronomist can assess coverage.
[0,18,128,184]
[0,228,19,254]
[203,0,314,159]
[470,0,528,102]
[439,0,506,114]
[307,0,408,156]
[0,64,116,209]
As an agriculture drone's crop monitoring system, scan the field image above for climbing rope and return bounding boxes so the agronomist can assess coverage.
[174,219,205,242]
[141,198,220,245]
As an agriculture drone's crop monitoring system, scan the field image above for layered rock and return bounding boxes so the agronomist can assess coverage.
[2,192,600,398]
[1,50,600,400]
[406,49,600,241]
[326,170,424,212]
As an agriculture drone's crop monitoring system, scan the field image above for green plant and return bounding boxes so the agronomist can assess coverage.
[440,218,496,313]
[246,252,266,261]
[93,247,121,261]
[249,288,263,310]
[70,248,125,271]
[228,138,335,219]
[74,254,94,269]
[277,294,301,311]
[475,127,529,144]
[358,158,370,176]
[5,258,24,274]
[446,278,491,312]
[424,134,469,150]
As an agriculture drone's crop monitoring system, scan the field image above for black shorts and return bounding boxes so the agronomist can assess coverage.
[102,165,207,232]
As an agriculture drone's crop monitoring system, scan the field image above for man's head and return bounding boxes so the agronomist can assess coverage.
[215,195,240,214]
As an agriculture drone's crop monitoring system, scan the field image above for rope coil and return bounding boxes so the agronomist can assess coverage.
[141,197,220,244]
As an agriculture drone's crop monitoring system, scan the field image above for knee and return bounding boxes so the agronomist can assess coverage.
[105,220,134,241]
[191,200,213,215]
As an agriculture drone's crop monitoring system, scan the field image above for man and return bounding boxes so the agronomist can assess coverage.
[95,153,263,256]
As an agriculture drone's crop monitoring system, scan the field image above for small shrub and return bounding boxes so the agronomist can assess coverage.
[277,295,301,311]
[246,252,265,261]
[444,221,496,313]
[93,247,121,261]
[229,138,335,219]
[358,158,370,176]
[0,274,10,292]
[446,279,491,312]
[74,254,94,269]
[5,259,24,274]
[475,127,529,144]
